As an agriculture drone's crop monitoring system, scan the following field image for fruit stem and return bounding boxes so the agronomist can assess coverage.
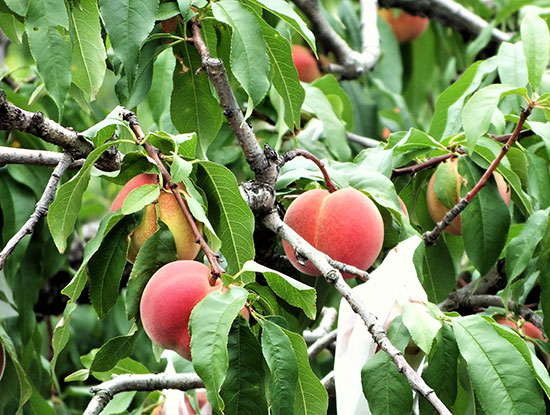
[122,110,225,284]
[281,148,338,193]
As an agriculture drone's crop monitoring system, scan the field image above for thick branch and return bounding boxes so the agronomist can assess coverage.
[0,88,121,171]
[308,329,337,360]
[84,373,204,415]
[303,306,338,344]
[0,152,73,270]
[263,211,451,415]
[0,146,84,169]
[378,0,512,43]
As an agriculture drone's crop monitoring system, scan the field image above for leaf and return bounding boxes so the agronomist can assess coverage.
[497,42,528,88]
[70,0,106,100]
[47,139,130,253]
[196,162,255,275]
[25,0,72,113]
[462,84,528,151]
[190,286,248,412]
[254,12,304,130]
[88,218,131,318]
[433,161,459,209]
[125,222,178,320]
[505,209,549,280]
[429,57,497,140]
[90,326,139,372]
[459,158,511,275]
[4,0,26,16]
[521,13,550,90]
[401,302,441,355]
[212,0,270,106]
[453,315,545,415]
[260,320,298,415]
[285,329,328,415]
[99,0,159,83]
[415,241,457,303]
[220,318,268,415]
[147,48,176,128]
[248,0,315,51]
[312,75,354,130]
[526,151,550,210]
[170,154,193,183]
[240,261,316,320]
[121,184,160,215]
[170,41,223,158]
[361,351,413,415]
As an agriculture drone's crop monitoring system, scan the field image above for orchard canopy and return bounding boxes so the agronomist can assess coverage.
[1,0,550,414]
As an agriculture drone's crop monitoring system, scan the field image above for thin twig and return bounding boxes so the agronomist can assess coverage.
[121,110,224,283]
[84,373,204,415]
[0,146,84,169]
[391,154,454,178]
[423,105,533,245]
[280,148,338,193]
[347,132,381,148]
[0,152,73,270]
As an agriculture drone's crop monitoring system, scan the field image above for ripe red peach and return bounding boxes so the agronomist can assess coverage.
[494,316,545,341]
[283,188,384,278]
[140,261,212,361]
[398,196,409,220]
[111,173,201,263]
[292,45,322,83]
[379,9,429,43]
[426,159,510,235]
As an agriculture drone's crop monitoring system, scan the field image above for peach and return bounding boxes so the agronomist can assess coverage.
[140,261,212,361]
[283,188,384,278]
[152,389,211,415]
[426,159,510,235]
[494,316,545,341]
[292,45,321,83]
[379,9,429,43]
[111,173,201,263]
[398,196,409,220]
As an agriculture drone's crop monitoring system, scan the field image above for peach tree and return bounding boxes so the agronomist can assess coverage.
[0,0,550,414]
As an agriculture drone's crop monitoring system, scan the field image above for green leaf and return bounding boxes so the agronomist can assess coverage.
[526,151,550,210]
[190,286,248,412]
[196,162,255,275]
[505,209,549,280]
[497,42,528,88]
[147,48,176,128]
[285,329,328,415]
[212,0,270,106]
[254,13,304,130]
[459,158,511,275]
[401,302,441,355]
[433,161,459,209]
[4,0,26,16]
[462,84,528,151]
[88,218,131,318]
[419,324,459,415]
[429,57,497,140]
[70,0,106,100]
[521,13,550,90]
[361,352,413,415]
[240,261,316,320]
[416,241,457,303]
[121,184,160,215]
[248,0,315,51]
[220,318,268,415]
[90,326,139,372]
[312,75,354,130]
[453,315,545,415]
[260,320,298,415]
[171,154,193,183]
[47,139,130,253]
[170,41,223,159]
[99,0,159,83]
[25,0,72,113]
[125,222,178,320]
[303,84,351,161]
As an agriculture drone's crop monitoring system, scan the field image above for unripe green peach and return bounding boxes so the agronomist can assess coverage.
[110,173,201,263]
[426,159,510,235]
[140,260,212,361]
[379,9,429,43]
[283,188,384,278]
[292,45,322,83]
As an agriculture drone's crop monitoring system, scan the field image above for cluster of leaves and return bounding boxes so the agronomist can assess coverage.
[1,0,550,414]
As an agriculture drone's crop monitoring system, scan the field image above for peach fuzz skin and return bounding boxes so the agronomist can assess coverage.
[140,261,213,361]
[494,316,545,341]
[426,159,510,236]
[378,9,429,43]
[110,173,201,263]
[283,188,384,279]
[292,45,321,83]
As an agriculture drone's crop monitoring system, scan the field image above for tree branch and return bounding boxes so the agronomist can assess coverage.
[0,88,121,171]
[0,152,73,270]
[347,132,381,148]
[263,211,451,414]
[378,0,512,44]
[0,146,84,169]
[280,148,338,193]
[83,373,204,415]
[391,153,454,177]
[308,329,337,360]
[303,306,338,344]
